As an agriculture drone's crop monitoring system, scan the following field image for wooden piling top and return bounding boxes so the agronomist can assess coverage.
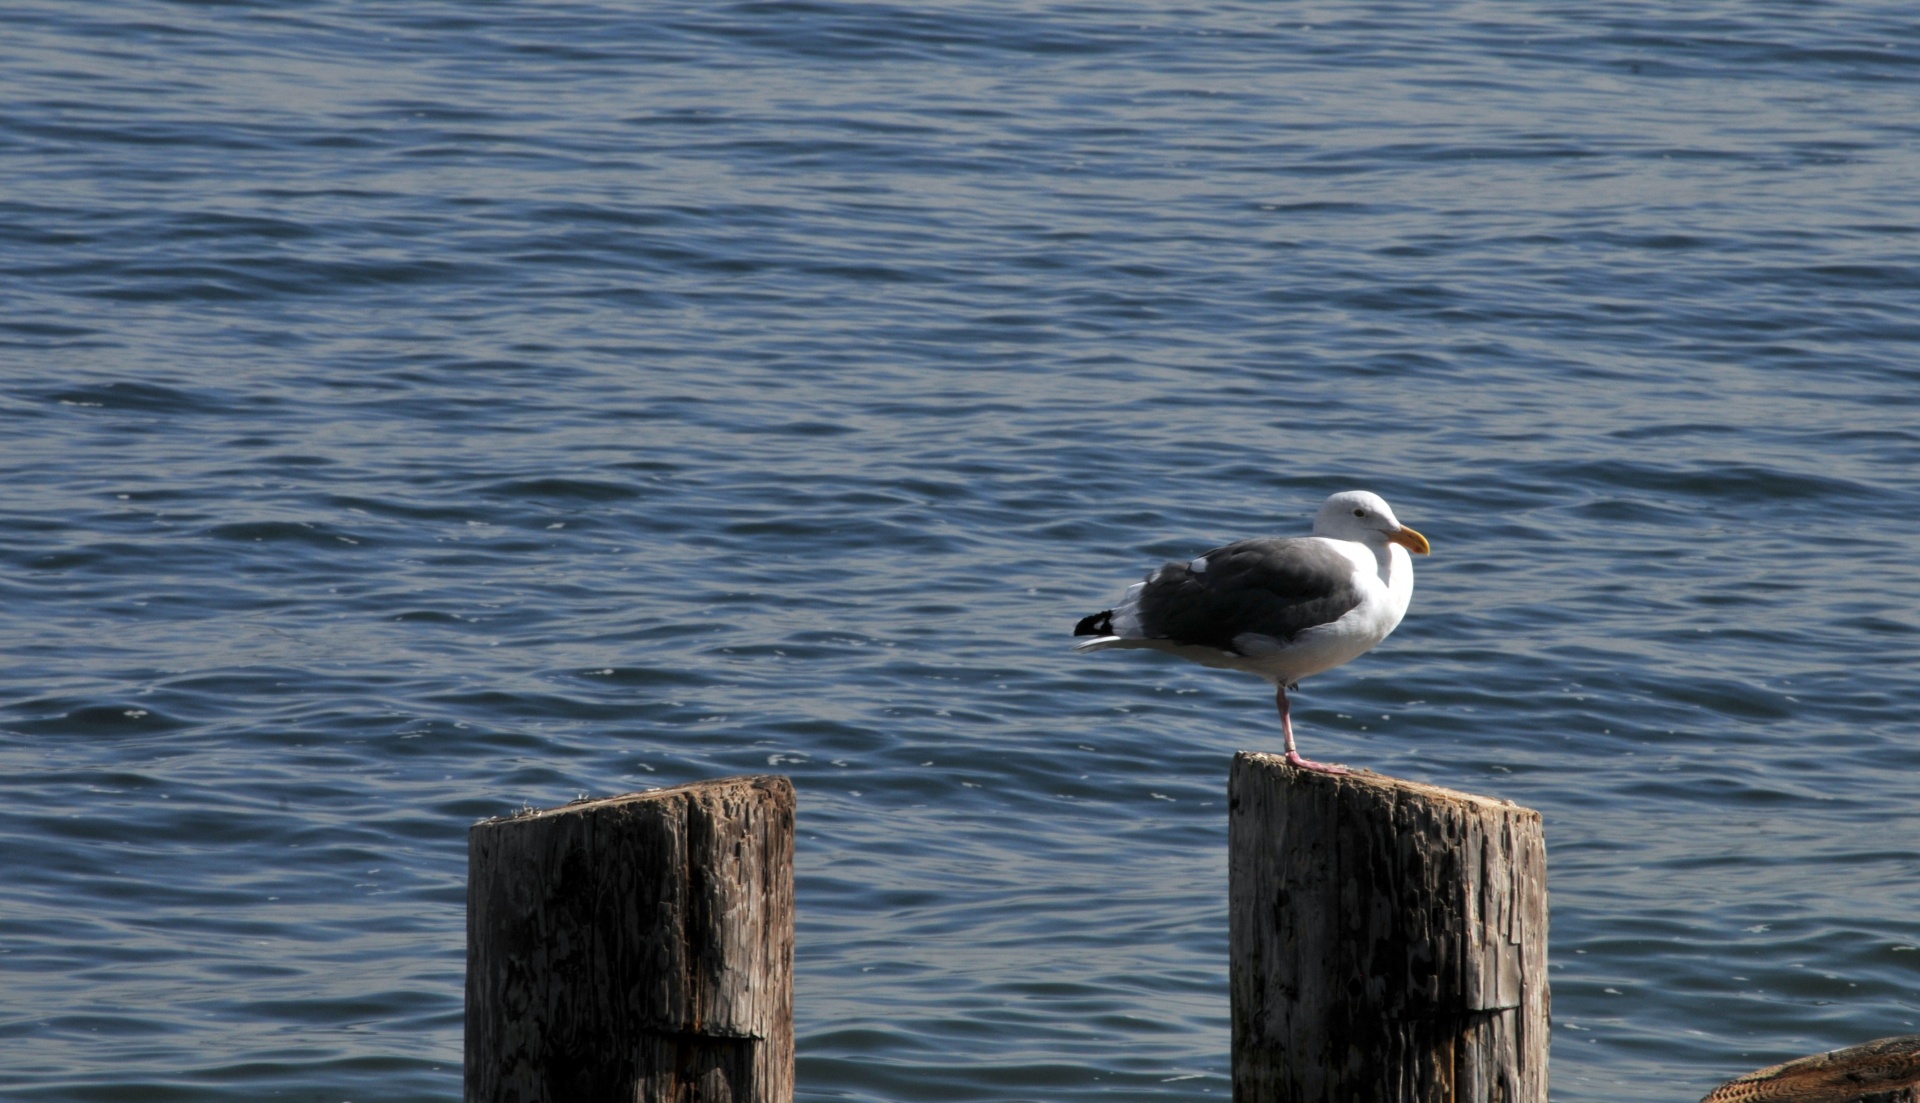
[1234,750,1542,820]
[1701,1035,1920,1103]
[474,774,795,828]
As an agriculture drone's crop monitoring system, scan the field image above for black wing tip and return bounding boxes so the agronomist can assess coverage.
[1074,610,1113,636]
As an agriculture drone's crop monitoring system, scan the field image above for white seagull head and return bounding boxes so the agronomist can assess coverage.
[1312,490,1431,554]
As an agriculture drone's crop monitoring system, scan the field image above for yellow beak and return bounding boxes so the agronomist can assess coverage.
[1387,525,1431,555]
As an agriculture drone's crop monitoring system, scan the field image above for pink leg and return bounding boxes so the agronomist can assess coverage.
[1279,685,1348,776]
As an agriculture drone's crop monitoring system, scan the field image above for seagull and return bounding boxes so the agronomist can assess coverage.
[1072,490,1429,775]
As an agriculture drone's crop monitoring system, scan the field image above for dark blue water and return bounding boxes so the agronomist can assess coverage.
[5,3,1919,1099]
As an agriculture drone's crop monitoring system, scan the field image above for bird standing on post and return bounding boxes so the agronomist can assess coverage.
[1072,490,1429,775]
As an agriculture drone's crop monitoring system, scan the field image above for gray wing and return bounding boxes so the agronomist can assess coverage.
[1133,537,1362,653]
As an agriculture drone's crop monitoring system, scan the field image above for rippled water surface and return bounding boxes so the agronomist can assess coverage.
[5,2,1920,1100]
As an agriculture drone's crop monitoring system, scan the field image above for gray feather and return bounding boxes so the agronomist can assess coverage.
[1132,537,1361,653]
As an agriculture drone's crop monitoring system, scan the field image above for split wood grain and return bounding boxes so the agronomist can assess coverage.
[1229,751,1548,1103]
[465,775,795,1103]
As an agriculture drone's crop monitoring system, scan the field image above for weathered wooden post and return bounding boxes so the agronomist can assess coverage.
[465,775,795,1103]
[1229,751,1548,1103]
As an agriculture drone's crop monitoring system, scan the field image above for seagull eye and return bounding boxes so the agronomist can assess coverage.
[1352,508,1366,517]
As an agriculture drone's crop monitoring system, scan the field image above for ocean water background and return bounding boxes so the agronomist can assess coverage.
[4,2,1919,1099]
